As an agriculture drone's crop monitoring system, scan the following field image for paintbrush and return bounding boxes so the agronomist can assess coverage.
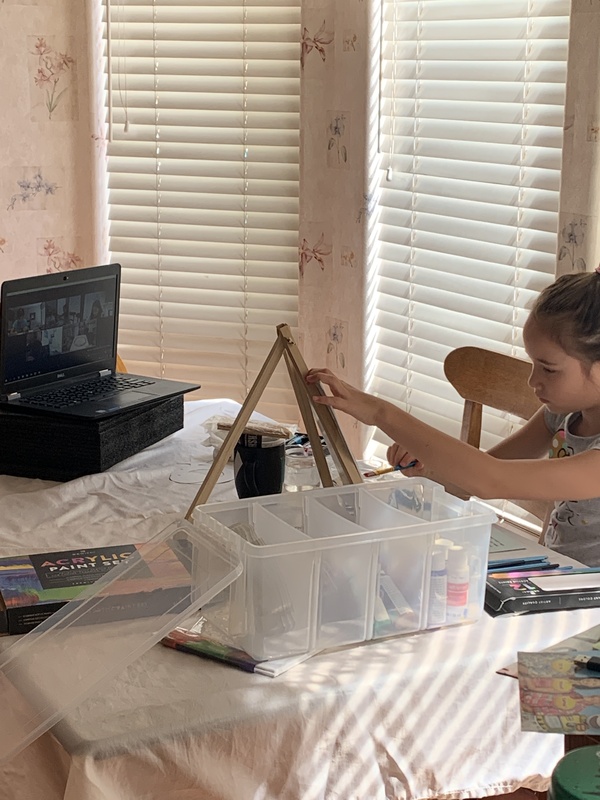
[363,460,418,478]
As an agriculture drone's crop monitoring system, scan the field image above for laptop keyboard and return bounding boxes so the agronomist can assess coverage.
[19,375,155,409]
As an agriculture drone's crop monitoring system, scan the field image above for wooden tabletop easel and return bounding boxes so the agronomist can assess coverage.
[184,323,362,519]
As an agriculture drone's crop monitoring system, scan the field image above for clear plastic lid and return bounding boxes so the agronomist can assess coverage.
[0,518,242,764]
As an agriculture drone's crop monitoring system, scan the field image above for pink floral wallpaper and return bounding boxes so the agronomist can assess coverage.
[0,0,96,283]
[298,0,600,456]
[1,0,596,453]
[557,0,600,275]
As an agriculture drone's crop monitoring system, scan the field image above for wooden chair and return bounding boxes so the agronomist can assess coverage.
[443,346,546,523]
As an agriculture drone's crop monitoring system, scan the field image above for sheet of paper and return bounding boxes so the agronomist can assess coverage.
[488,524,528,554]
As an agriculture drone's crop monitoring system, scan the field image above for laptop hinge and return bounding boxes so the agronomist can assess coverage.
[99,369,111,377]
[7,392,21,401]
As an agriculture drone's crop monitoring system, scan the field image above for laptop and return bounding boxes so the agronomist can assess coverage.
[0,263,200,419]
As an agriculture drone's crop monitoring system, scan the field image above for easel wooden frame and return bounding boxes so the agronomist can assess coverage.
[184,323,362,519]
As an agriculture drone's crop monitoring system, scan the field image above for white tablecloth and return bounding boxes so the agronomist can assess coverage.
[0,399,598,800]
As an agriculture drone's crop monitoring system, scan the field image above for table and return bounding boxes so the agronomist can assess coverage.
[0,399,599,800]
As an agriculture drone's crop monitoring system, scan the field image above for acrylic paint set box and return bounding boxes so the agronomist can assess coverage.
[0,543,192,635]
[192,478,496,661]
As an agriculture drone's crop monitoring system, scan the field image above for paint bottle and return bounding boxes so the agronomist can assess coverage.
[434,537,454,559]
[446,545,469,623]
[427,547,447,627]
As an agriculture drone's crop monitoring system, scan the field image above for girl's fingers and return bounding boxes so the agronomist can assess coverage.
[305,367,378,425]
[310,390,336,406]
[401,465,423,477]
[388,446,409,467]
[306,367,333,383]
[386,444,402,466]
[386,443,424,470]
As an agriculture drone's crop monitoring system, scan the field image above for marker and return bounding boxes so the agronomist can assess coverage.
[363,460,418,478]
[488,563,565,576]
[556,567,600,574]
[575,655,600,674]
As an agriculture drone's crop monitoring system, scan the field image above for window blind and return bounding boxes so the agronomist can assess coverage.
[370,0,570,456]
[102,0,301,422]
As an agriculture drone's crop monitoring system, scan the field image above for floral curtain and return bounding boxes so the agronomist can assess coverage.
[298,0,375,455]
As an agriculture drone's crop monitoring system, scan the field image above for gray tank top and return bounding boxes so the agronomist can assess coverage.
[544,408,600,566]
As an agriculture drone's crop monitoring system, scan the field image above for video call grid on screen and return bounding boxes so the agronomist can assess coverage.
[3,273,118,386]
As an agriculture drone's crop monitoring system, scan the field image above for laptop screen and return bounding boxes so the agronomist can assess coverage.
[0,264,121,397]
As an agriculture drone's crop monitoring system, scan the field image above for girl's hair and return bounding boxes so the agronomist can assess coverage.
[528,271,600,364]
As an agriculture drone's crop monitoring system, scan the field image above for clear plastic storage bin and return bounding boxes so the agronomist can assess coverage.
[192,478,496,661]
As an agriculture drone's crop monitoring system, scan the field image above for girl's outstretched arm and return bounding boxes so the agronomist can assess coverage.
[306,367,493,494]
[305,367,600,502]
[487,406,552,460]
[387,403,550,477]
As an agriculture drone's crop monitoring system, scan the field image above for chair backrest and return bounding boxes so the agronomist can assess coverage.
[443,346,545,522]
[444,346,541,447]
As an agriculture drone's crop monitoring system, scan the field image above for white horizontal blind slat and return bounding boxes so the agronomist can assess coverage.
[369,0,569,463]
[102,0,301,422]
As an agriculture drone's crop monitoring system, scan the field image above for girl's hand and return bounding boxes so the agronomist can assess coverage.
[386,442,424,475]
[305,368,381,427]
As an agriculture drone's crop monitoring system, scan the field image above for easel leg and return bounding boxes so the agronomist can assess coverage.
[278,324,363,485]
[184,335,286,518]
[184,324,362,521]
[284,349,334,488]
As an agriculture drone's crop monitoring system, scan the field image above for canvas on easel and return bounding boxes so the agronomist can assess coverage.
[184,323,362,518]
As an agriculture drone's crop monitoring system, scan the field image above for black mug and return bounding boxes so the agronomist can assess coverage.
[233,434,285,499]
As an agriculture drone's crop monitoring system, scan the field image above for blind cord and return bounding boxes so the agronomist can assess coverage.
[153,0,164,377]
[105,0,129,140]
[242,0,250,398]
[407,0,424,417]
[116,0,130,133]
[386,0,398,182]
[106,0,113,142]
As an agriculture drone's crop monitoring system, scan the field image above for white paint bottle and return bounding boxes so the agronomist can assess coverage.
[446,545,469,623]
[428,547,447,627]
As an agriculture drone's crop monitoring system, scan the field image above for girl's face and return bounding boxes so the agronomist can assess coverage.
[524,318,600,415]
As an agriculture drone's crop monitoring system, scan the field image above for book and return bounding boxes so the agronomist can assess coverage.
[0,543,191,635]
[161,616,316,678]
[515,623,600,735]
[485,568,600,616]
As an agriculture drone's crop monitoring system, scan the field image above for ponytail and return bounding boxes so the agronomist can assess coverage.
[529,270,600,364]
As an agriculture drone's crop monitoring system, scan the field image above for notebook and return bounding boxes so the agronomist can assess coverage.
[0,263,200,419]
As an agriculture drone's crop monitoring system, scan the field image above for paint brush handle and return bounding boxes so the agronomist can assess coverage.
[363,460,418,478]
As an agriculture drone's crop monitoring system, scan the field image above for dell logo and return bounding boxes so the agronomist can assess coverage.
[56,373,66,379]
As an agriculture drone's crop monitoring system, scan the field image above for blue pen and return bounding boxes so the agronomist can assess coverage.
[488,555,549,570]
[364,460,418,478]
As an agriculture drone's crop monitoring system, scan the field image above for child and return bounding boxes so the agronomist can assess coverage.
[306,270,600,567]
